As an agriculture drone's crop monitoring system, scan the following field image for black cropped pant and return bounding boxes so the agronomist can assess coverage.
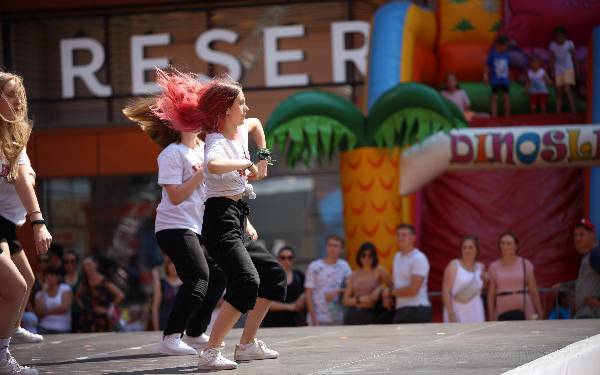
[155,229,226,336]
[202,197,286,313]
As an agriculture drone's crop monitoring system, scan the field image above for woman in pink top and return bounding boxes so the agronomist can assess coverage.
[487,231,544,321]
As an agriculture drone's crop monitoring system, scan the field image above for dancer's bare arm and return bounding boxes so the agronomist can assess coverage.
[14,164,52,254]
[246,118,268,180]
[163,164,204,205]
[207,157,255,174]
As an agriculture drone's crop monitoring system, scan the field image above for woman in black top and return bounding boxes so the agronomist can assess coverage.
[262,246,306,327]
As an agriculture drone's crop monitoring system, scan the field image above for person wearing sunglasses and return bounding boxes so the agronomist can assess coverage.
[342,242,392,325]
[62,250,81,332]
[262,246,306,327]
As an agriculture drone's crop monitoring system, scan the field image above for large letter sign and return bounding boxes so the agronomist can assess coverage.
[60,38,112,98]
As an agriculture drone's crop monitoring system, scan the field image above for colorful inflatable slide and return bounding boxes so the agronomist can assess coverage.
[365,1,600,289]
[266,1,600,289]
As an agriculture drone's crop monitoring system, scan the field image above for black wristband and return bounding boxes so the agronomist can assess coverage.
[31,219,46,227]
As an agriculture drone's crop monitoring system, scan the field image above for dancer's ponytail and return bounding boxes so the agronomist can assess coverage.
[122,97,180,148]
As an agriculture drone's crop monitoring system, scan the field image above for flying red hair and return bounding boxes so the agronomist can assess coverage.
[152,68,241,133]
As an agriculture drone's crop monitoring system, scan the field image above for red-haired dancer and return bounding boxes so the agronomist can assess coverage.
[124,71,223,356]
[153,74,286,370]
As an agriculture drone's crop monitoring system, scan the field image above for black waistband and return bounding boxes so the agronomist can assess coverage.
[205,197,250,216]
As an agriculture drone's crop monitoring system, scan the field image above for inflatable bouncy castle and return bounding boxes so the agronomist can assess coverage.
[266,1,600,295]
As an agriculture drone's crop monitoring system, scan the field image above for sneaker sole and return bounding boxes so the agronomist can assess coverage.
[234,354,279,361]
[11,338,43,344]
[158,344,197,356]
[198,363,238,370]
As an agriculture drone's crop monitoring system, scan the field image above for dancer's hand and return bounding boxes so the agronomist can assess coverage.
[255,160,268,180]
[33,224,52,255]
[246,163,259,181]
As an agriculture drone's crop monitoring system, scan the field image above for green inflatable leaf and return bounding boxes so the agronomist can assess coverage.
[454,19,475,32]
[267,115,358,167]
[319,125,333,159]
[490,20,501,32]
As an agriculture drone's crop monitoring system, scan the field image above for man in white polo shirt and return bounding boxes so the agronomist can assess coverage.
[386,223,431,323]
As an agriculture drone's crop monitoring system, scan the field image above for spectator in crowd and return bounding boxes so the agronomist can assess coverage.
[549,26,578,114]
[342,242,391,325]
[487,231,544,321]
[76,256,124,332]
[484,35,511,117]
[554,219,600,319]
[441,73,471,116]
[442,236,487,323]
[305,235,351,326]
[62,251,81,289]
[62,251,81,333]
[383,224,431,323]
[34,267,72,334]
[525,56,552,114]
[151,256,182,331]
[262,246,306,327]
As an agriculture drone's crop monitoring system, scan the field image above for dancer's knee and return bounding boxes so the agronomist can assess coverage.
[6,273,27,302]
[258,264,287,302]
[224,273,259,313]
[182,272,209,300]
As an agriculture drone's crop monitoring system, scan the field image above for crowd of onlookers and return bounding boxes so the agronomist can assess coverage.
[21,217,599,334]
[441,26,580,119]
[262,219,599,327]
[23,249,124,334]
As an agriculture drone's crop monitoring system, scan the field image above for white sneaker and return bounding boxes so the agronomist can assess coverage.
[158,333,197,356]
[234,339,278,361]
[198,348,237,370]
[0,350,38,374]
[11,328,42,345]
[183,333,225,350]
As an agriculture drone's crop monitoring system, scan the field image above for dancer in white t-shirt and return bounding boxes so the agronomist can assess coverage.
[0,71,53,375]
[157,74,287,370]
[124,80,228,356]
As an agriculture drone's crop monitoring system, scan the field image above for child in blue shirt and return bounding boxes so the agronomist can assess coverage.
[484,35,511,117]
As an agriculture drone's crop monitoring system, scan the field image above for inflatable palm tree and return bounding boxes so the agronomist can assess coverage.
[266,82,466,269]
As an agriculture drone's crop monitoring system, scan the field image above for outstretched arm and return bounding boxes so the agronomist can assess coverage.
[14,164,52,255]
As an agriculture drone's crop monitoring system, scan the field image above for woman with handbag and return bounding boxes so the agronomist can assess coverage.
[442,236,487,323]
[487,231,544,321]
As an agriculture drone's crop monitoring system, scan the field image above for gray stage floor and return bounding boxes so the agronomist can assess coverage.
[10,320,600,374]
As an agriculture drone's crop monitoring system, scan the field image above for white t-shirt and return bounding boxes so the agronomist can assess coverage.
[204,122,255,199]
[304,259,352,325]
[155,142,205,234]
[393,248,431,309]
[527,68,548,94]
[441,89,470,112]
[0,149,33,226]
[549,40,575,74]
[37,283,72,332]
